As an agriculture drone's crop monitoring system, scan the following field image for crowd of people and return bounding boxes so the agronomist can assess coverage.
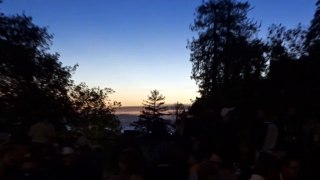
[0,119,104,180]
[1,106,320,180]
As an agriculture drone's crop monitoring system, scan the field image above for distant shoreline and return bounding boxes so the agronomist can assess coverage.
[115,106,179,130]
[117,104,191,108]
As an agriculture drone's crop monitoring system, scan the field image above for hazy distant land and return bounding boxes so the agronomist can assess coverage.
[115,106,140,130]
[115,106,188,130]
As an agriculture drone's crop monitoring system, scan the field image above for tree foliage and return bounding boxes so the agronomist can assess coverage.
[189,0,320,113]
[267,24,307,61]
[305,0,320,52]
[264,24,307,106]
[69,83,121,137]
[0,13,75,127]
[188,0,267,98]
[133,90,170,136]
[174,102,186,121]
[263,1,320,108]
[0,12,120,135]
[303,0,320,107]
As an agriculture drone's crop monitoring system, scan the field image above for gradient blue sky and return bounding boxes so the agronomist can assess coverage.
[1,0,316,106]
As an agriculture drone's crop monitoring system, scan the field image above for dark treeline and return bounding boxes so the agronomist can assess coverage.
[0,7,122,180]
[0,12,121,140]
[1,0,320,180]
[188,0,320,110]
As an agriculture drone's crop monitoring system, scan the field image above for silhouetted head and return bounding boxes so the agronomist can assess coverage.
[61,146,76,166]
[220,107,235,122]
[197,160,219,180]
[209,153,223,169]
[280,157,300,179]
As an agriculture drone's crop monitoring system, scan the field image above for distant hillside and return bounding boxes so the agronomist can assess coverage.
[115,104,191,115]
[115,106,143,115]
[115,105,186,130]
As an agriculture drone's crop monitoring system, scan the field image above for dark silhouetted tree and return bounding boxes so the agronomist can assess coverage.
[133,90,170,136]
[0,12,121,136]
[0,13,75,129]
[266,24,307,106]
[305,0,320,54]
[187,0,267,100]
[69,83,120,139]
[303,0,320,108]
[174,102,186,121]
[267,24,306,61]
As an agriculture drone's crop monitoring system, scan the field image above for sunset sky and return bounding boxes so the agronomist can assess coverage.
[1,0,315,106]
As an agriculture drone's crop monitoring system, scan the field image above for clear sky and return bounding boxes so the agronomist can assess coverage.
[1,0,316,106]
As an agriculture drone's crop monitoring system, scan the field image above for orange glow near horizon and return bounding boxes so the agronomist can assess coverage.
[109,87,199,107]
